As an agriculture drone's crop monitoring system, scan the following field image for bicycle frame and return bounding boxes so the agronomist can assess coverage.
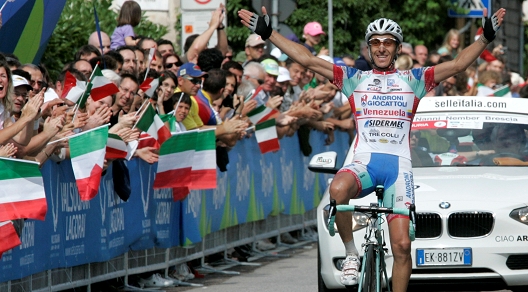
[327,185,415,292]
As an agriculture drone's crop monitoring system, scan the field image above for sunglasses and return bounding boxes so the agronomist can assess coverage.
[368,37,397,48]
[165,62,182,69]
[183,76,202,85]
[224,55,233,60]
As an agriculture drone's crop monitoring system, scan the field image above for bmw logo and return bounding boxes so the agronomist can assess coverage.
[439,202,451,209]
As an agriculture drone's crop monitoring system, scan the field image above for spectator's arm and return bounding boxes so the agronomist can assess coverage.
[185,6,223,63]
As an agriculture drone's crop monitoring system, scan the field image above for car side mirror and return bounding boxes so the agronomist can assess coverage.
[308,151,339,174]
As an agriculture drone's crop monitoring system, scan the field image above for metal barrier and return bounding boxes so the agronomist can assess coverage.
[0,131,349,291]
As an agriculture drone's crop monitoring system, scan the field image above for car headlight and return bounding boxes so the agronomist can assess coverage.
[323,204,369,233]
[509,207,528,225]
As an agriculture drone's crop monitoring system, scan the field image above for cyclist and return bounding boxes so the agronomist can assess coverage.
[238,7,506,292]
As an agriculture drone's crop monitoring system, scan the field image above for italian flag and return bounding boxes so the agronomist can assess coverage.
[69,125,109,201]
[136,104,171,145]
[61,71,87,103]
[140,77,160,98]
[153,131,197,189]
[88,66,119,102]
[491,85,512,97]
[247,105,278,125]
[0,157,47,221]
[0,221,21,257]
[255,118,280,154]
[190,129,216,190]
[105,133,128,160]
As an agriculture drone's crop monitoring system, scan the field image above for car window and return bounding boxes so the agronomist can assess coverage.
[412,112,528,167]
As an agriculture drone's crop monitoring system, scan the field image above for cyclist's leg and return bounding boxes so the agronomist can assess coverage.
[388,218,411,292]
[384,157,414,292]
[330,153,375,247]
[330,153,376,285]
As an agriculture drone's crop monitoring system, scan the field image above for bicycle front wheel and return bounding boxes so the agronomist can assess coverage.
[361,244,377,292]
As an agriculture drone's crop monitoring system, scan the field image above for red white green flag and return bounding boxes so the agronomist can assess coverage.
[0,221,21,257]
[247,104,278,125]
[69,125,109,201]
[140,77,160,98]
[255,118,280,154]
[491,85,512,97]
[88,66,119,101]
[0,157,47,221]
[153,131,197,189]
[61,71,87,103]
[136,104,171,145]
[190,129,216,190]
[105,133,128,160]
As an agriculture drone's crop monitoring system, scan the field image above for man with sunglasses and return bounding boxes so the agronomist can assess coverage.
[176,63,208,130]
[239,6,506,292]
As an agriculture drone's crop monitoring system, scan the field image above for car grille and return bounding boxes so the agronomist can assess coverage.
[506,255,528,270]
[416,213,442,238]
[447,212,494,237]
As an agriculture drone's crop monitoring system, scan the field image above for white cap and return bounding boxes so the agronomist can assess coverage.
[12,75,32,90]
[277,66,291,83]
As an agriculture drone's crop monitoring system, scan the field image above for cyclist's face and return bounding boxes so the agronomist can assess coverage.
[368,34,401,69]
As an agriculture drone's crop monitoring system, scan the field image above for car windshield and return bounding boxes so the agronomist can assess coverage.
[411,112,528,167]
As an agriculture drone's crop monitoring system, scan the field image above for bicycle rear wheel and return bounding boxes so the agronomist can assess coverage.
[361,244,377,292]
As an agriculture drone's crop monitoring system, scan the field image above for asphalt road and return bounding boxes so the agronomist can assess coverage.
[133,242,512,292]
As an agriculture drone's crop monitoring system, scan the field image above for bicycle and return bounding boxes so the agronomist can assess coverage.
[326,185,416,292]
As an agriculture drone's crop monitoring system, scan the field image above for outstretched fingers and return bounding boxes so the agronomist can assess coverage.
[494,8,506,26]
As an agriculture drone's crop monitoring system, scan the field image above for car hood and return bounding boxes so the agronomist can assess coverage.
[414,166,528,209]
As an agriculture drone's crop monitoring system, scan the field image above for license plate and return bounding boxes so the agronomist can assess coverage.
[416,248,472,266]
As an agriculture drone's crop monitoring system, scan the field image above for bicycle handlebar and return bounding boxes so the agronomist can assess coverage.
[336,205,410,216]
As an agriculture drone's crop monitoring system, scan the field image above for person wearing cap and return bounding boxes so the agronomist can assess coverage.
[275,66,291,97]
[302,21,325,56]
[256,58,282,108]
[239,6,506,291]
[243,34,266,67]
[175,63,208,130]
[11,75,66,159]
[10,73,34,120]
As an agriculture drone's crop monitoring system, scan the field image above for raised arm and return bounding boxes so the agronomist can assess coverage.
[186,5,224,63]
[434,8,506,83]
[238,7,333,81]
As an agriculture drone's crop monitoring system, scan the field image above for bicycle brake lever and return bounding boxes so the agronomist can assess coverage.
[327,199,337,236]
[410,204,417,232]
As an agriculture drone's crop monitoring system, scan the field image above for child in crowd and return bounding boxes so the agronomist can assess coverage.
[110,1,142,50]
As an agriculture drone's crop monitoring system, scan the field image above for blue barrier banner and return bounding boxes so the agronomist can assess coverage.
[0,130,349,282]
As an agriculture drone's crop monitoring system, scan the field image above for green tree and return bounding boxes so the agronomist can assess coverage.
[226,0,456,58]
[41,0,167,81]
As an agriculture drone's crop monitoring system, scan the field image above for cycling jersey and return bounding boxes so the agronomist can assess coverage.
[332,65,437,160]
[332,65,437,221]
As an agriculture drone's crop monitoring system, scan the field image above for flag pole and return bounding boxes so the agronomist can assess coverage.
[47,123,110,146]
[132,103,151,130]
[173,92,184,117]
[143,48,155,82]
[135,98,150,117]
[72,63,100,123]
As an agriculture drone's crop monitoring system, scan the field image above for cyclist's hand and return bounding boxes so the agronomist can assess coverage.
[238,7,272,40]
[481,8,506,42]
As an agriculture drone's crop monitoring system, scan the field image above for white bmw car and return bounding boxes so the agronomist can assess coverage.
[311,96,528,292]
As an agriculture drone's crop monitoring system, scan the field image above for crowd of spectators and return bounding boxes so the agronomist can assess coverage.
[0,2,525,287]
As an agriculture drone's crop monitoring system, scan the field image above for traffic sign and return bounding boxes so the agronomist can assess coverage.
[448,0,490,18]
